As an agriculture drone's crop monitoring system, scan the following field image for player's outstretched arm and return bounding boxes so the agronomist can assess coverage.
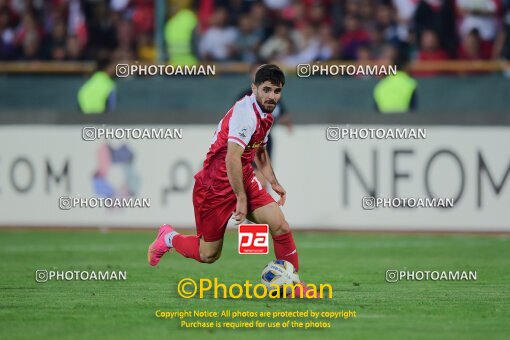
[254,147,287,206]
[226,142,248,224]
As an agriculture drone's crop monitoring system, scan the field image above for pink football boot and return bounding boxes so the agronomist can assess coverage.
[147,224,174,266]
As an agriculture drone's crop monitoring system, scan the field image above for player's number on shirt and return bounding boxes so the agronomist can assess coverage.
[251,176,263,190]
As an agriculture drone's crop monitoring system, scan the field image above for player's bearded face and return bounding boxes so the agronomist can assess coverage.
[252,81,282,113]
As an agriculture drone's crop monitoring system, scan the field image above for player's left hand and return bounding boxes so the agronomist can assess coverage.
[271,182,287,206]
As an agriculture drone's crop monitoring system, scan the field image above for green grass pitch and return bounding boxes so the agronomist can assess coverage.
[1,230,509,340]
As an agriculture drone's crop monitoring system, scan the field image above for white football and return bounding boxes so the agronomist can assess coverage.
[261,259,300,294]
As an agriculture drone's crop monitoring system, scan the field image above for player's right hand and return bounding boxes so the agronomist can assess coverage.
[233,196,247,225]
[271,182,287,206]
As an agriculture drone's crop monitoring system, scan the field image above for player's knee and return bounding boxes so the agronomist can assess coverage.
[272,218,290,236]
[200,250,221,264]
[200,254,216,263]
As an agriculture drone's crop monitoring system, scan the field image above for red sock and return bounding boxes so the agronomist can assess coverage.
[272,231,299,271]
[172,234,203,263]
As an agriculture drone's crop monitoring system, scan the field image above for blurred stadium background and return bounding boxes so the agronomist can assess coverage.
[0,0,509,338]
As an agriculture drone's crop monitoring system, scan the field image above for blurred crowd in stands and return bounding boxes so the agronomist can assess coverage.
[1,0,510,69]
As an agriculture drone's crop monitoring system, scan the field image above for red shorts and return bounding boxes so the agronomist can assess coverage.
[192,174,275,242]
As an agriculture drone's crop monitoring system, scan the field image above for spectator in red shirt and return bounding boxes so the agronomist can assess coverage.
[458,28,493,75]
[414,0,458,58]
[418,29,449,60]
[415,29,449,76]
[458,28,484,60]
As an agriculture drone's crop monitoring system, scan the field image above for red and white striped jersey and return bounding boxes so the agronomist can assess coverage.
[194,93,274,193]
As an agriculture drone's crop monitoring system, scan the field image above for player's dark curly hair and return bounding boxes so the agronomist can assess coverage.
[254,64,285,87]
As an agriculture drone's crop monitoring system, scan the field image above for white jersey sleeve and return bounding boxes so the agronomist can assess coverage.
[228,100,257,149]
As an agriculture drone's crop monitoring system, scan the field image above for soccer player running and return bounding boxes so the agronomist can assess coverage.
[148,64,314,297]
